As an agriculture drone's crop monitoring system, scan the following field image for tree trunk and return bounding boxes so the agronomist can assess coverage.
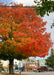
[9,59,14,74]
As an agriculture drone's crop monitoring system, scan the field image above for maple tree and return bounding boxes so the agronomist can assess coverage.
[0,3,53,74]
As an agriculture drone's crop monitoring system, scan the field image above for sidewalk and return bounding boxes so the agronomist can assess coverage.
[0,72,54,75]
[16,71,54,75]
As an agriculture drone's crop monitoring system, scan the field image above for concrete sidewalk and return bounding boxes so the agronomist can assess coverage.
[16,71,54,75]
[0,72,54,75]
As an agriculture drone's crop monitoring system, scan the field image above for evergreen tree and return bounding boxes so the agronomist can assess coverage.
[46,48,54,68]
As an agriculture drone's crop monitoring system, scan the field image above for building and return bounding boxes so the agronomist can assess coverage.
[0,58,47,72]
[23,58,39,72]
[38,59,47,67]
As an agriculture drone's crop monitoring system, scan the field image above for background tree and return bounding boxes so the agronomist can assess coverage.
[46,48,54,68]
[51,22,54,28]
[34,0,54,16]
[0,3,53,74]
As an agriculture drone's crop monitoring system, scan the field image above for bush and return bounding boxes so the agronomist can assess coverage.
[27,66,32,70]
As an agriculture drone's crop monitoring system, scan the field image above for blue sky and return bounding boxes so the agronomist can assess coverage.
[0,0,13,2]
[0,0,13,4]
[0,0,54,60]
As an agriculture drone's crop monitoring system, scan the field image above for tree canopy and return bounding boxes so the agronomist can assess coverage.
[0,4,52,59]
[0,3,53,74]
[34,0,54,16]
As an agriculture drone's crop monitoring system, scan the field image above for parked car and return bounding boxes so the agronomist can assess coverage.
[37,66,48,72]
[48,68,54,71]
[18,67,24,71]
[33,68,37,72]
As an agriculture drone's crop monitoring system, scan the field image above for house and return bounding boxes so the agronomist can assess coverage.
[38,59,47,67]
[0,58,47,72]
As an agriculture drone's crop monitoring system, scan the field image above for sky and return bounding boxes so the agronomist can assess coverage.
[13,0,36,6]
[0,0,13,2]
[0,0,54,60]
[0,0,35,6]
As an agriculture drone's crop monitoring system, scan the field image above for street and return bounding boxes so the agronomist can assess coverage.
[21,72,54,75]
[0,72,54,75]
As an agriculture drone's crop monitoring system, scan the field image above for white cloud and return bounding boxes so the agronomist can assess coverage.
[13,0,36,6]
[42,12,54,42]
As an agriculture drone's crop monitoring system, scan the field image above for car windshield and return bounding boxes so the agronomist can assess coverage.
[40,66,46,68]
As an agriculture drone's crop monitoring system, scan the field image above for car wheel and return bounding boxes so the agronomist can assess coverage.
[39,70,41,72]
